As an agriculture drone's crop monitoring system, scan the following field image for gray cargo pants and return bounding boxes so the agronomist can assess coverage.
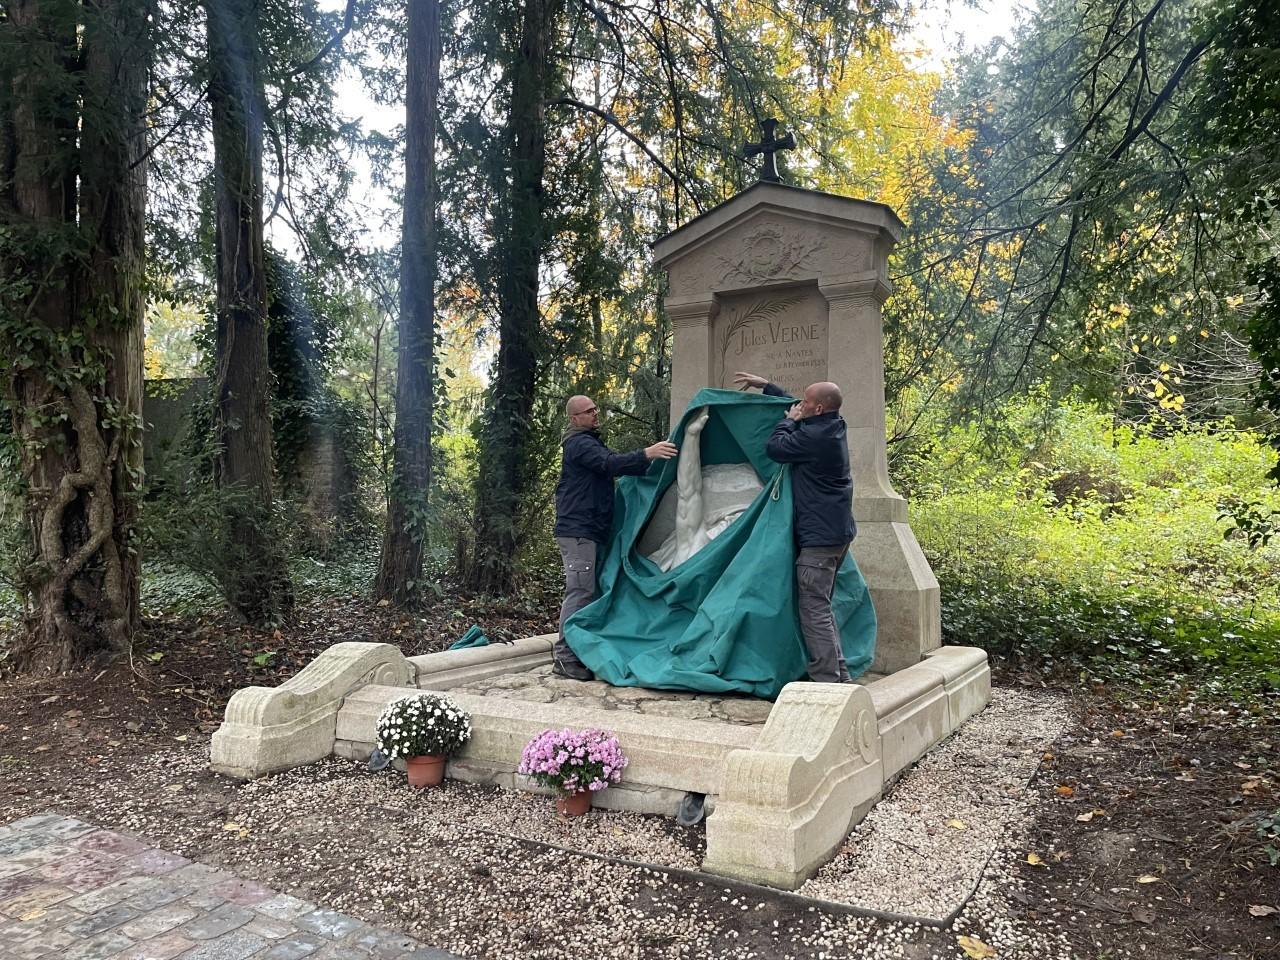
[796,543,851,683]
[554,536,597,671]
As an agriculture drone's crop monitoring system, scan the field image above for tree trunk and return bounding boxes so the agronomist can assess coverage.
[470,0,560,594]
[0,0,147,673]
[206,0,292,623]
[375,0,440,605]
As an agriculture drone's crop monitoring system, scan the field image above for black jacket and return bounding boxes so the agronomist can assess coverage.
[763,384,856,547]
[554,430,650,542]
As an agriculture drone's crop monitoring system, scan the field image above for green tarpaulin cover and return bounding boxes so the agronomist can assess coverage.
[449,624,490,650]
[564,388,877,699]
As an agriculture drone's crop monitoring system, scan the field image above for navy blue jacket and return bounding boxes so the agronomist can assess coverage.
[554,431,649,542]
[763,384,856,548]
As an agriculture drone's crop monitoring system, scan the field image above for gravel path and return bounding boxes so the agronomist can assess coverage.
[802,688,1070,921]
[2,686,1081,958]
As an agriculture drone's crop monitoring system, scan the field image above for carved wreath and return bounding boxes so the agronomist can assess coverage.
[718,227,826,285]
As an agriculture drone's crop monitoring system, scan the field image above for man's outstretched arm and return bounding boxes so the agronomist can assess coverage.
[733,370,792,400]
[573,435,676,477]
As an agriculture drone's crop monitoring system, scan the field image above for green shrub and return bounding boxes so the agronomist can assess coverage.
[909,398,1280,703]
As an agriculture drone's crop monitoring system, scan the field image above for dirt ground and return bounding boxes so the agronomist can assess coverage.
[1,598,1277,959]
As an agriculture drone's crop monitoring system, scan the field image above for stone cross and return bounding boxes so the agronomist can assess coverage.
[742,118,795,184]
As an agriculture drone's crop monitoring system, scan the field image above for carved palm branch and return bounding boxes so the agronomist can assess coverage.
[718,294,803,385]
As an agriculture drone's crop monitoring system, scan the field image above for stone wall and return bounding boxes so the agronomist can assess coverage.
[143,378,357,541]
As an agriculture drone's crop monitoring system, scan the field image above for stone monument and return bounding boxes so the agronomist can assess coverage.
[652,143,939,675]
[210,122,990,894]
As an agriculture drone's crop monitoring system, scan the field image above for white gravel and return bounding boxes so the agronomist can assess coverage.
[2,685,1083,958]
[802,687,1070,921]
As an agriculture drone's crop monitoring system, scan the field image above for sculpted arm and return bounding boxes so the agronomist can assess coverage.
[673,407,711,565]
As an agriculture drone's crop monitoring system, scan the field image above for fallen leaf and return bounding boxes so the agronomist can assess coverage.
[957,935,997,959]
[33,745,50,753]
[1235,761,1253,770]
[40,695,60,705]
[174,735,189,743]
[1111,729,1126,738]
[948,819,967,830]
[1056,785,1075,798]
[1042,751,1054,761]
[1026,852,1044,866]
[222,822,241,832]
[1249,905,1279,917]
[1137,874,1160,884]
[1076,811,1095,823]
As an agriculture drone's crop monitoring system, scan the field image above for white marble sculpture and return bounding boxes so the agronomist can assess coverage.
[641,407,763,572]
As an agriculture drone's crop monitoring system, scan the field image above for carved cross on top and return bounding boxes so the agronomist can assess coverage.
[742,118,796,184]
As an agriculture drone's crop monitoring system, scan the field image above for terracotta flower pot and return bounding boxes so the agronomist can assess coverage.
[556,790,592,817]
[405,755,446,788]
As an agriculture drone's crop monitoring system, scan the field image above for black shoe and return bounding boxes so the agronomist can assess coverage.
[552,659,594,681]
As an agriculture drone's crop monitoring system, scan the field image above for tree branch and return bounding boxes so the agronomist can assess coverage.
[288,0,359,78]
[549,96,696,209]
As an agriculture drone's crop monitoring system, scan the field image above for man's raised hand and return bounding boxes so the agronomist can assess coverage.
[732,371,768,390]
[645,440,678,460]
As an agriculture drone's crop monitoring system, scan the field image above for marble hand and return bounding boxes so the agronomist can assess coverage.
[685,407,711,438]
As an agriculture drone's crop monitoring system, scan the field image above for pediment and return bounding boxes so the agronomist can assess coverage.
[653,183,903,301]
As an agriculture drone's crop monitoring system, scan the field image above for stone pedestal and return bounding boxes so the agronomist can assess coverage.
[653,182,939,671]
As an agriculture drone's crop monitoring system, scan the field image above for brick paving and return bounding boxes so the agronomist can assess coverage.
[0,814,458,960]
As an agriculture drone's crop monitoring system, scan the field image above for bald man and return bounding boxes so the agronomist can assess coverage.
[552,395,677,680]
[733,372,856,683]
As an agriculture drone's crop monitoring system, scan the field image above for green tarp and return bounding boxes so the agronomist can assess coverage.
[564,388,877,699]
[448,625,490,650]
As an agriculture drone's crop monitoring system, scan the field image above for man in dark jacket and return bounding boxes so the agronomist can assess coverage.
[733,372,856,683]
[553,395,677,679]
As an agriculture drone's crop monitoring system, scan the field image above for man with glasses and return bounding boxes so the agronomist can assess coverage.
[552,395,677,680]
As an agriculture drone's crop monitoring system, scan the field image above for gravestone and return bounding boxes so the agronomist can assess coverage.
[211,137,991,893]
[652,181,939,673]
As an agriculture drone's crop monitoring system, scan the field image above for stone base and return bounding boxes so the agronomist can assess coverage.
[209,637,990,891]
[852,518,942,676]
